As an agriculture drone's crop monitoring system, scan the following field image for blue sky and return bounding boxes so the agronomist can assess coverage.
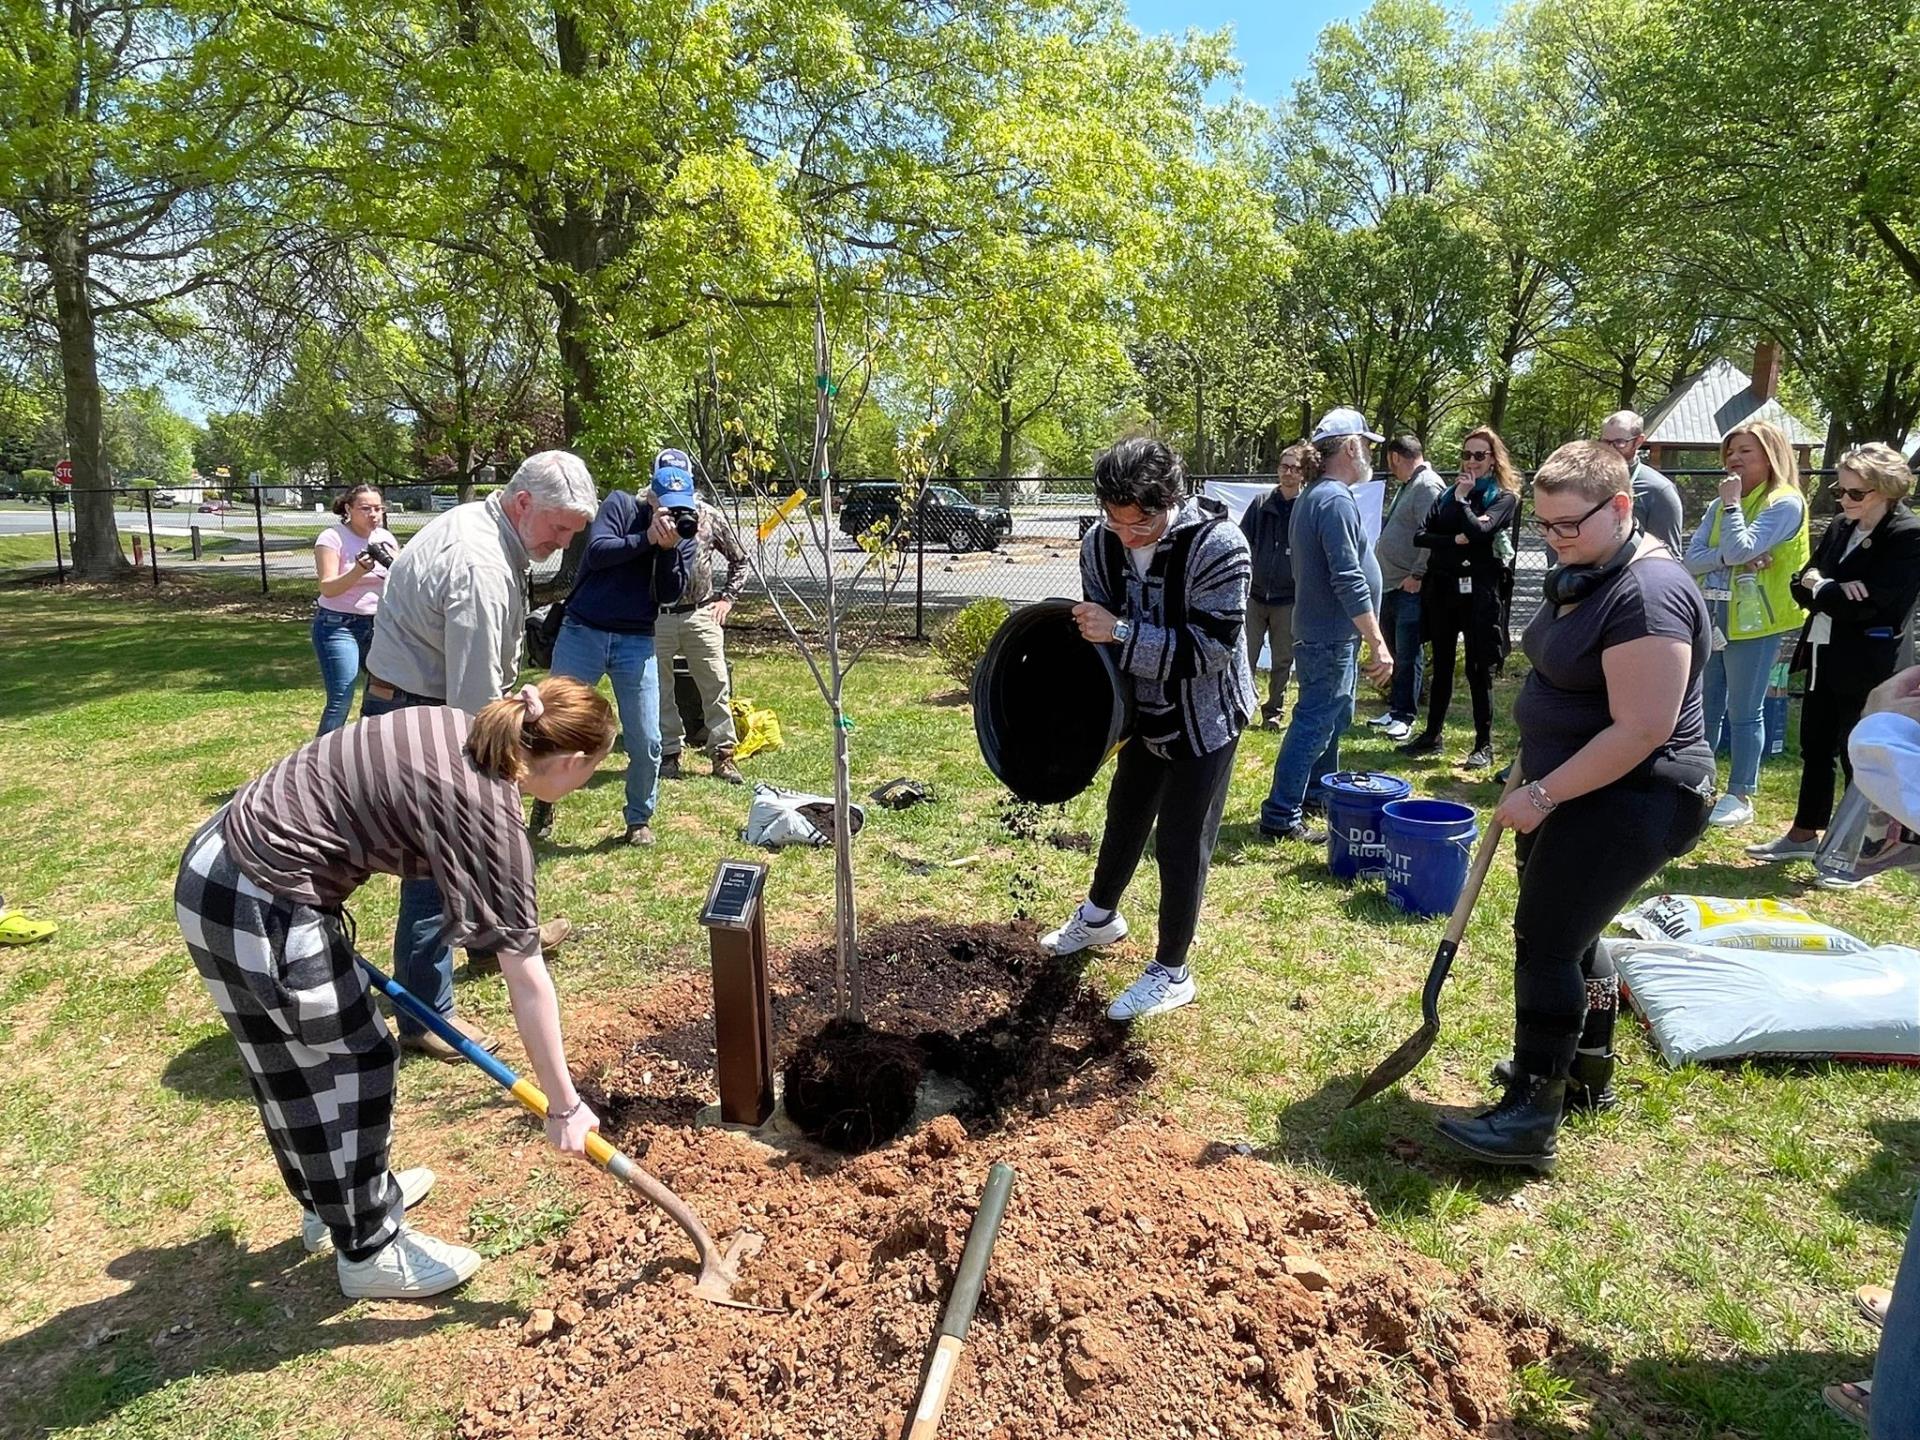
[1124,1,1501,105]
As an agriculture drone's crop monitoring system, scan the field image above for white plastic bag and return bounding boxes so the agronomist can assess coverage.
[743,783,866,849]
[1608,937,1920,1065]
[1616,894,1871,954]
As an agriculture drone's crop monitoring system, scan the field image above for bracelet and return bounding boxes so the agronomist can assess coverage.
[549,1098,584,1123]
[1526,782,1557,815]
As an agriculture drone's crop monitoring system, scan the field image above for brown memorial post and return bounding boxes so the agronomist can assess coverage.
[699,860,775,1126]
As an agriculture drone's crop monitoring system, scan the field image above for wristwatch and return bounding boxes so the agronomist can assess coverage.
[1111,619,1132,646]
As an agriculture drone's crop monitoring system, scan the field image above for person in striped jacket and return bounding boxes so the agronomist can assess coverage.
[1040,437,1256,1022]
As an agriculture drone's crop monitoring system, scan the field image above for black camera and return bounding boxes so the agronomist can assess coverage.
[363,538,397,569]
[669,506,699,539]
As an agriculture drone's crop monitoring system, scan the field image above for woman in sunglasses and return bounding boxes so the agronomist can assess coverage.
[1683,418,1809,827]
[1399,426,1521,769]
[1746,443,1920,875]
[1438,441,1713,1171]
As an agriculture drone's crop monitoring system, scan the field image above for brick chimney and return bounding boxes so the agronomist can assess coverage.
[1752,340,1782,401]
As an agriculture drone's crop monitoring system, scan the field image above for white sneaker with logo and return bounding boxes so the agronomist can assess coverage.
[336,1226,482,1300]
[1040,905,1129,957]
[1366,711,1397,729]
[303,1167,437,1254]
[1382,718,1413,742]
[1106,966,1197,1022]
[1709,794,1755,827]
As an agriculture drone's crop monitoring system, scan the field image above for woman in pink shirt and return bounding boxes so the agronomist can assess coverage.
[313,486,398,734]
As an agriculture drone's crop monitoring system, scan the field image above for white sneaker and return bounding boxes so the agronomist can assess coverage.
[1107,967,1196,1022]
[1818,871,1870,891]
[303,1166,437,1254]
[337,1226,482,1300]
[1365,711,1397,729]
[1382,719,1413,742]
[1040,905,1129,956]
[1745,833,1819,862]
[1708,794,1754,827]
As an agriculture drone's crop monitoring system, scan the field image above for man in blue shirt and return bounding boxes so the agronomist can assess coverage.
[1258,409,1395,842]
[535,450,697,846]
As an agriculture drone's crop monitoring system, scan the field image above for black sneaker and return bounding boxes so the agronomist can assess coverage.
[658,752,682,781]
[1396,733,1442,757]
[1463,745,1494,771]
[527,800,555,840]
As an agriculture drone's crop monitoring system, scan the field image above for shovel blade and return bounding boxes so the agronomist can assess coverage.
[1345,1021,1439,1109]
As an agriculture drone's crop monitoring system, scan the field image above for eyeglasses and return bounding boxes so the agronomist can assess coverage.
[1103,511,1165,537]
[1832,483,1874,503]
[1278,462,1303,475]
[1601,436,1637,450]
[1461,449,1491,462]
[1527,495,1616,539]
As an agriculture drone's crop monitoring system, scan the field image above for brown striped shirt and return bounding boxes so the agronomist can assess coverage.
[221,707,539,957]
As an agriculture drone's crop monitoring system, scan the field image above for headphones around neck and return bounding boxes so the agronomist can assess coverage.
[1543,525,1641,606]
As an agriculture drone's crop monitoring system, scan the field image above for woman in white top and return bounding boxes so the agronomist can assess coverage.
[312,485,398,734]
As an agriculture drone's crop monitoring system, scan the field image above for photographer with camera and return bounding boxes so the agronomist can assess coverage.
[655,449,750,785]
[312,485,399,736]
[534,451,697,847]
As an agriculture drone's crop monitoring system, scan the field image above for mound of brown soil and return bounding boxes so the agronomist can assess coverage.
[462,923,1549,1439]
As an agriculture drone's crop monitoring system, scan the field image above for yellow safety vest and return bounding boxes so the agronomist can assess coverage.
[1706,485,1809,641]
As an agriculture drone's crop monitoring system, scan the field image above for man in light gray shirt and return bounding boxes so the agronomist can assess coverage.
[363,451,597,1057]
[1368,435,1448,739]
[1600,410,1685,555]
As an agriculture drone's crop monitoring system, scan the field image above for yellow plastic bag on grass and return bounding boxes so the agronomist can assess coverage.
[730,698,783,761]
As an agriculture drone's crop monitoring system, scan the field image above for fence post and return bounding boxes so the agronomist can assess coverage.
[915,503,926,641]
[253,484,269,596]
[142,487,159,587]
[49,492,65,582]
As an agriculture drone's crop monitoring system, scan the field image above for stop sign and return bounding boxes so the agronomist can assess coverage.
[54,459,72,485]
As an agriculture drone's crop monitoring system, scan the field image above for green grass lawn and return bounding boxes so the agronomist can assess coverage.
[0,578,1911,1438]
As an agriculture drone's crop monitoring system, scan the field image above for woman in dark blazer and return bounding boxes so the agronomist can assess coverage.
[1747,442,1920,870]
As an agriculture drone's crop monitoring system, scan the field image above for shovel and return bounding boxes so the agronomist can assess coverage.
[358,957,765,1308]
[1346,765,1522,1109]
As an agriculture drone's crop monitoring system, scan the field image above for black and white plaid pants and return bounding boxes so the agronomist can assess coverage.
[174,813,404,1261]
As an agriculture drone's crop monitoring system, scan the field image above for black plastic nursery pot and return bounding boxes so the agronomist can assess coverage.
[972,599,1133,805]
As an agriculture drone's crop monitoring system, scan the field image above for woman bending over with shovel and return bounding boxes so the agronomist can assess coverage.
[174,677,614,1298]
[1437,441,1714,1172]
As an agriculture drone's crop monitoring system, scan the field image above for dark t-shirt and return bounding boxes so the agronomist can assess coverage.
[1513,549,1714,783]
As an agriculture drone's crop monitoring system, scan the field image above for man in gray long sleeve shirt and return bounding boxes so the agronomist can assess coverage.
[1258,409,1395,841]
[362,452,598,1057]
[1369,436,1448,738]
[1600,410,1685,555]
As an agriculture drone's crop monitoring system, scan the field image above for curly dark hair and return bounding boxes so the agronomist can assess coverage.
[1093,436,1186,515]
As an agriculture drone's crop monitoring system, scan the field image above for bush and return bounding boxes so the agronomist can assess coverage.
[19,468,54,498]
[932,597,1009,687]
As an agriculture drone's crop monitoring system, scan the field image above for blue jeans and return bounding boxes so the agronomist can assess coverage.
[550,617,661,828]
[1380,585,1425,722]
[1700,606,1775,797]
[1873,1189,1920,1439]
[358,682,453,1036]
[1260,637,1359,832]
[312,609,374,736]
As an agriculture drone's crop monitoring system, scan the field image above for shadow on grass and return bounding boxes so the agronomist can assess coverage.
[1601,1343,1874,1439]
[160,1032,254,1105]
[0,1228,512,1433]
[1834,1117,1920,1230]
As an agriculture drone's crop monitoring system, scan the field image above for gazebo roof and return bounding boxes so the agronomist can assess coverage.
[1642,358,1822,448]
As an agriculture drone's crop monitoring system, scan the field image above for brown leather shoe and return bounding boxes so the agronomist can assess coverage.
[399,1016,500,1062]
[624,824,655,847]
[711,747,745,785]
[539,917,572,951]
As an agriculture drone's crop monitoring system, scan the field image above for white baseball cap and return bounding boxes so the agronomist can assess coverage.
[1311,407,1384,444]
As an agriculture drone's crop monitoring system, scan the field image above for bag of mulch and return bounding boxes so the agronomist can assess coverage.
[1608,937,1920,1065]
[1615,894,1871,954]
[743,784,864,849]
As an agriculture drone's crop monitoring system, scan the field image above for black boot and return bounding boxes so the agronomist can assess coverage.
[1436,1073,1566,1173]
[1490,1053,1617,1114]
[528,800,555,840]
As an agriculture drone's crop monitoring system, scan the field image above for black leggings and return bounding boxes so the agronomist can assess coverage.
[1795,685,1869,832]
[1511,775,1712,1078]
[1422,581,1502,745]
[1089,736,1239,972]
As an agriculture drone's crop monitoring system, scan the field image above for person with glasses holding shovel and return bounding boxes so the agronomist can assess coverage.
[1435,441,1714,1172]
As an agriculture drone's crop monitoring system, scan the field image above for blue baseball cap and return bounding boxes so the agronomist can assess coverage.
[651,448,696,506]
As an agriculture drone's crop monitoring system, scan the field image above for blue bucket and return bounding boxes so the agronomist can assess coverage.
[1381,799,1480,918]
[1322,771,1413,882]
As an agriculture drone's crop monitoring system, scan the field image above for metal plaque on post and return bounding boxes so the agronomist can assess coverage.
[699,860,774,1126]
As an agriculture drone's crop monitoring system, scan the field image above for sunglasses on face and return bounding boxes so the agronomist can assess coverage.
[1527,495,1615,539]
[1461,449,1491,462]
[1832,483,1874,503]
